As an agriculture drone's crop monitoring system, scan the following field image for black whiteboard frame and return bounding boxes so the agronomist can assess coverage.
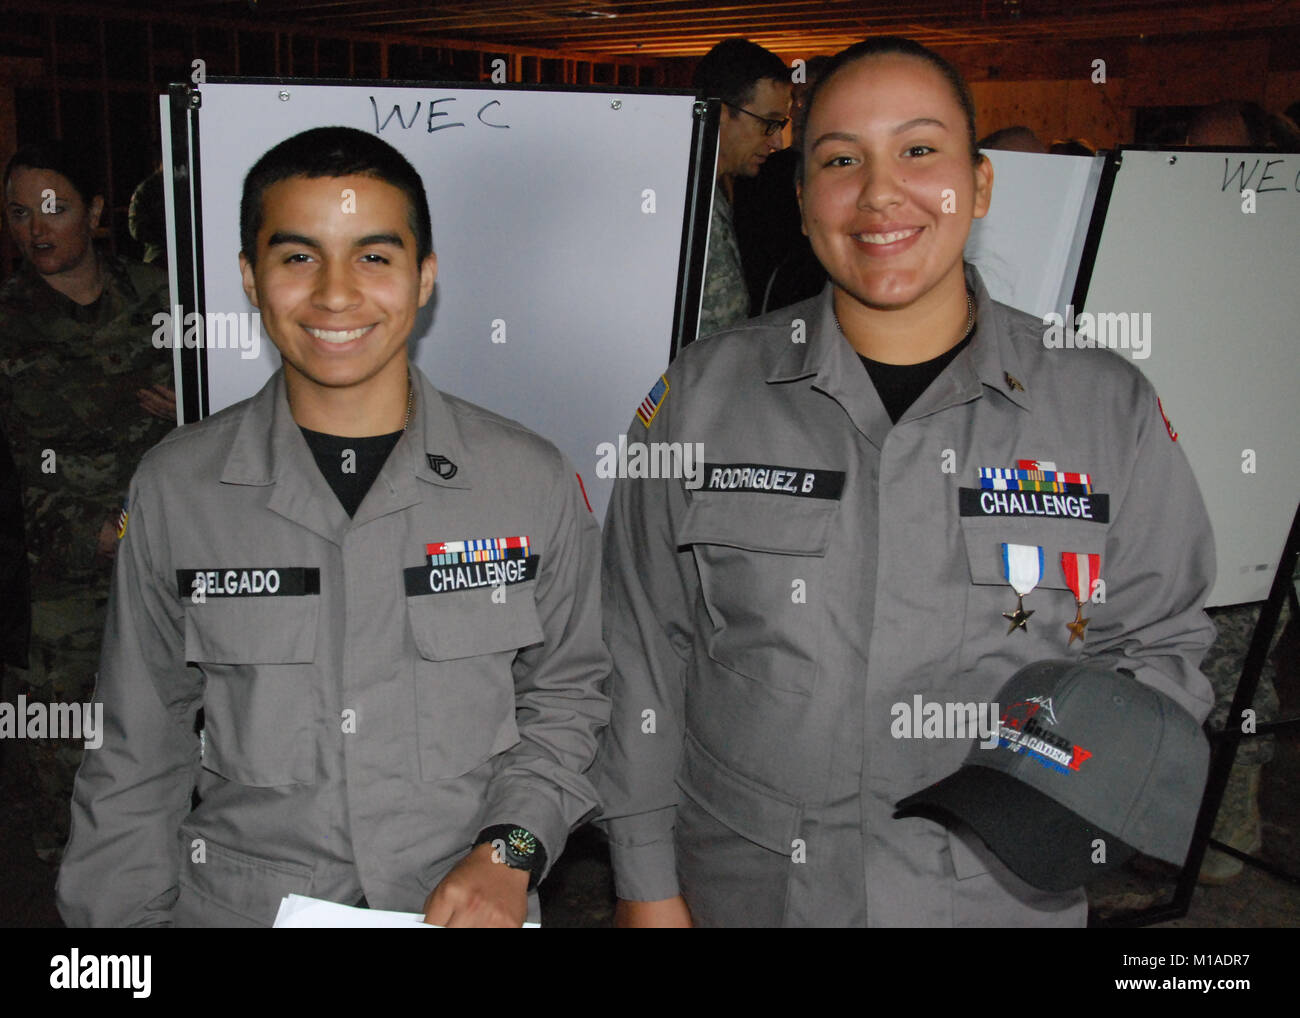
[1070,143,1286,312]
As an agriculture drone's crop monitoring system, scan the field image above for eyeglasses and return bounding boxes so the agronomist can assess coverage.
[722,102,789,137]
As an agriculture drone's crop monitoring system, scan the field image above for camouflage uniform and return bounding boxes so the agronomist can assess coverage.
[0,252,172,859]
[1204,603,1281,767]
[0,420,29,671]
[698,190,750,338]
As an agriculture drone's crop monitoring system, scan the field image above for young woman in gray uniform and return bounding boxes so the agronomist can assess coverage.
[595,37,1216,927]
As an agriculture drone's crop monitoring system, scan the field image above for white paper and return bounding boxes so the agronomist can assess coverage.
[273,893,539,928]
[274,894,432,928]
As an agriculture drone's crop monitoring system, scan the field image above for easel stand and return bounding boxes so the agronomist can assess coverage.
[1097,500,1300,927]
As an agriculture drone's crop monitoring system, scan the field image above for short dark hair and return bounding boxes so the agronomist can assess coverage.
[802,36,981,169]
[240,126,433,264]
[129,170,166,245]
[693,38,789,109]
[3,140,101,205]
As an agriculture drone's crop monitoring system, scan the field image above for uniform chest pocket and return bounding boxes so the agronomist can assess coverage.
[678,494,836,694]
[957,515,1107,670]
[183,597,320,787]
[407,588,544,781]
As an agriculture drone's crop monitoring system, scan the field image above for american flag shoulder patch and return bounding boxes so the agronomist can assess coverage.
[636,375,669,428]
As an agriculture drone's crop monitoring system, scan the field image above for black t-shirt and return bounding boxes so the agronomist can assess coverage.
[299,426,403,518]
[859,329,975,425]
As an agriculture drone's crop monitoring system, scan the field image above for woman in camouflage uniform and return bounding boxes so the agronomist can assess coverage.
[0,140,174,861]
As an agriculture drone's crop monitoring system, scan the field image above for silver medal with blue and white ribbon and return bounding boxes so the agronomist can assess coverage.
[1000,542,1043,634]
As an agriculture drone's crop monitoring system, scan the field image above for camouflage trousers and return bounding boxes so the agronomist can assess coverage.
[0,596,107,862]
[1203,602,1283,768]
[1202,601,1288,854]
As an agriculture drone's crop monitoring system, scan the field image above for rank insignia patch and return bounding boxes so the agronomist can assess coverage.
[115,499,129,540]
[427,454,458,479]
[637,375,669,428]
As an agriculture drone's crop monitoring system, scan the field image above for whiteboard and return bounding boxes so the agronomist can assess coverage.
[175,81,702,520]
[965,149,1105,319]
[1081,149,1300,606]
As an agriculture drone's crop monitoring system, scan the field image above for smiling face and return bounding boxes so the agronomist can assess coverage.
[798,54,992,313]
[4,166,103,278]
[718,77,793,179]
[239,173,436,399]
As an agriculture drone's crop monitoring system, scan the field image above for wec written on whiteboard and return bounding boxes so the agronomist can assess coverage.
[370,95,511,134]
[1223,155,1298,203]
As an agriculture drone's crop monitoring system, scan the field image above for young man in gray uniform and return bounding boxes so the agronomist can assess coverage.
[595,38,1216,927]
[57,127,610,927]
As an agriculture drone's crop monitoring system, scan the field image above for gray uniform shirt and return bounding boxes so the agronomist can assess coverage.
[57,368,610,926]
[595,266,1216,927]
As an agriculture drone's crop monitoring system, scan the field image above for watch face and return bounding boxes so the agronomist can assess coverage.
[507,828,537,859]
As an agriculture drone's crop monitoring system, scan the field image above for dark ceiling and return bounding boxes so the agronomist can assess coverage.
[95,1,1300,57]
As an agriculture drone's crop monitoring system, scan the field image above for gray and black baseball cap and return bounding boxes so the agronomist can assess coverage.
[894,660,1209,892]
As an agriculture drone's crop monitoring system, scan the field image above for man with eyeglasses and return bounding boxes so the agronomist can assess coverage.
[693,38,792,337]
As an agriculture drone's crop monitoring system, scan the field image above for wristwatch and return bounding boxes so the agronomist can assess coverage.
[475,825,547,890]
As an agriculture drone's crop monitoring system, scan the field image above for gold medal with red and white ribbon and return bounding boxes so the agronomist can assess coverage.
[1060,552,1100,645]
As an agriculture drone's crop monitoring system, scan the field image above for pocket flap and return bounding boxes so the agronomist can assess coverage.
[184,597,319,663]
[947,823,993,881]
[678,732,801,854]
[408,588,544,661]
[679,492,834,555]
[176,831,313,926]
[959,516,1105,591]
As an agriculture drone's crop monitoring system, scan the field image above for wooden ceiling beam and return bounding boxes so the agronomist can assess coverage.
[3,0,1297,62]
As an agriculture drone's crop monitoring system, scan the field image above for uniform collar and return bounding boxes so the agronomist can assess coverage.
[220,366,474,541]
[765,285,891,446]
[221,367,471,481]
[405,368,473,491]
[765,263,1033,419]
[3,250,128,324]
[964,265,1032,413]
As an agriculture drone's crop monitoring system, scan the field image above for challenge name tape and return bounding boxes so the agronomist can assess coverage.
[405,556,539,596]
